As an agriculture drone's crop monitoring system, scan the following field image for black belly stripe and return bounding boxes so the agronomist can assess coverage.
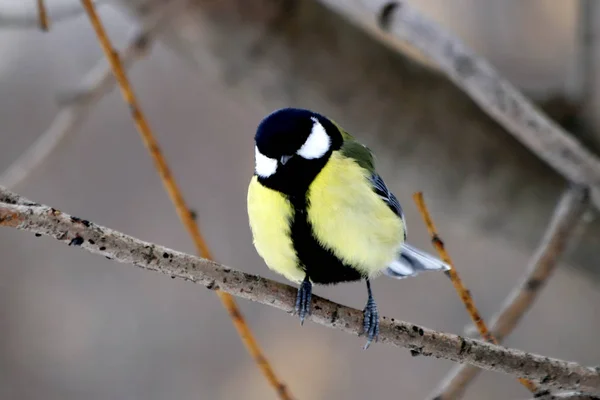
[288,195,363,285]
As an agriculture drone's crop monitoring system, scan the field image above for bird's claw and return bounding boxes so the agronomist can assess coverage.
[362,296,379,349]
[295,277,312,325]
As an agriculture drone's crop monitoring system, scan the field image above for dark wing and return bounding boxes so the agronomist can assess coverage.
[370,173,407,240]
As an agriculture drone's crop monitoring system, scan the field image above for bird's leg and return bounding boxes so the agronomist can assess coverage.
[295,275,312,325]
[362,278,379,349]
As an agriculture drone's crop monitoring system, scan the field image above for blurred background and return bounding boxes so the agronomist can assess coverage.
[1,0,600,399]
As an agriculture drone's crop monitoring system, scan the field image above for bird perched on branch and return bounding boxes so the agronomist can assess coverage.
[247,107,450,348]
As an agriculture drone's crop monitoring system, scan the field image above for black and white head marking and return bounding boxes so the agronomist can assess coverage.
[253,110,335,177]
[296,117,331,160]
[253,108,343,195]
[254,145,278,178]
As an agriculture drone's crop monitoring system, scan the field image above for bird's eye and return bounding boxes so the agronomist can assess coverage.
[280,155,292,165]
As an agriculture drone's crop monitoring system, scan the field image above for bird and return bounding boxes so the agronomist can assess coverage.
[246,107,450,348]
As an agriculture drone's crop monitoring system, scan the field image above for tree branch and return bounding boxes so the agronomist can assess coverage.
[0,0,181,190]
[316,0,600,206]
[0,186,599,395]
[78,0,292,397]
[529,391,600,400]
[413,192,538,394]
[0,0,104,29]
[37,0,49,31]
[430,186,590,400]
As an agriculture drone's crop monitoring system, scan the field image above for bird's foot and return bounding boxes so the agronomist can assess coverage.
[362,296,379,349]
[295,276,312,325]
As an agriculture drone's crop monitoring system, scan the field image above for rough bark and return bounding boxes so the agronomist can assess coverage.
[1,187,599,395]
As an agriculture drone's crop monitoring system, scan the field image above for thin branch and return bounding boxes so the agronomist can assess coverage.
[0,2,181,190]
[37,0,49,31]
[529,391,600,400]
[413,192,538,394]
[0,1,104,29]
[0,187,599,395]
[78,1,293,398]
[316,0,600,207]
[429,186,590,400]
[79,0,213,258]
[412,192,494,344]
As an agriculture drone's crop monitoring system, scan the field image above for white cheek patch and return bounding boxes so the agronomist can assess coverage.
[254,146,278,177]
[297,117,331,159]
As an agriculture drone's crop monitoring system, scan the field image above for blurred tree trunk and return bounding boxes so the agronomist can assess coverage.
[116,0,600,275]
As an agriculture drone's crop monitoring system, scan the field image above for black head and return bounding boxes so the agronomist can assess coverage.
[254,108,343,196]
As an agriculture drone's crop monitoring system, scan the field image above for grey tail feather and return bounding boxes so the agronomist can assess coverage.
[383,243,451,279]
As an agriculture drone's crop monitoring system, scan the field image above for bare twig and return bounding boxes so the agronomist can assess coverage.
[412,192,538,395]
[530,391,600,400]
[0,187,599,395]
[0,2,181,190]
[429,186,590,400]
[78,1,293,398]
[37,0,49,31]
[316,0,600,207]
[0,1,103,29]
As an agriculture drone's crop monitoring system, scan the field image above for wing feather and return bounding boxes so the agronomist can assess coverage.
[369,173,406,240]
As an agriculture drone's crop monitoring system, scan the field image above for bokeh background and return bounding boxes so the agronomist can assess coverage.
[1,0,600,399]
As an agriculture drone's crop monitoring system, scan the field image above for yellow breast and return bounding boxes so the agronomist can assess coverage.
[247,176,305,283]
[307,151,405,276]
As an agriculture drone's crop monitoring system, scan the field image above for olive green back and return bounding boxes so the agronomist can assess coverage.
[330,119,375,173]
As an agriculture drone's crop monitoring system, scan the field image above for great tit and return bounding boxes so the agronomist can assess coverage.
[247,108,450,348]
